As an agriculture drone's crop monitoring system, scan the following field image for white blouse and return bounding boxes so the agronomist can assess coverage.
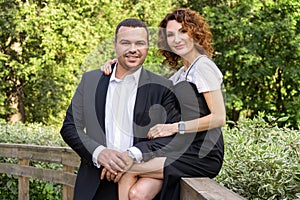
[169,55,223,93]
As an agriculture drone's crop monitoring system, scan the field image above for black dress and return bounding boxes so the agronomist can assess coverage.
[159,80,224,200]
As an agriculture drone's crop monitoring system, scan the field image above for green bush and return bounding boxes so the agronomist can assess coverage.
[0,121,65,146]
[0,117,299,199]
[216,113,300,199]
[0,121,65,199]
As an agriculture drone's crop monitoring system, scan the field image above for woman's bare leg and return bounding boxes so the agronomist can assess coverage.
[118,157,166,200]
[118,173,138,200]
[129,178,163,200]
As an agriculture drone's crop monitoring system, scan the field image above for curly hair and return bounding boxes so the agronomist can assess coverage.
[158,8,214,69]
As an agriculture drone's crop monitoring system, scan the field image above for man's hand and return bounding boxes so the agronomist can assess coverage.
[97,149,129,175]
[100,151,134,183]
[120,151,134,171]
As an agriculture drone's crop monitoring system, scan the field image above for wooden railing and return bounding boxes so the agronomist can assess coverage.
[0,143,80,200]
[181,177,245,200]
[0,143,245,200]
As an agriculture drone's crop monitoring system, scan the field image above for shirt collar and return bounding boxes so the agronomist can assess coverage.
[110,62,142,85]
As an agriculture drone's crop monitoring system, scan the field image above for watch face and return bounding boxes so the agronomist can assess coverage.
[179,123,184,131]
[178,121,185,133]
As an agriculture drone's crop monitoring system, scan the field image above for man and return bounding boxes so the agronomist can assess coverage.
[60,18,180,200]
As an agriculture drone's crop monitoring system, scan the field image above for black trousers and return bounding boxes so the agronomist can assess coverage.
[93,179,118,200]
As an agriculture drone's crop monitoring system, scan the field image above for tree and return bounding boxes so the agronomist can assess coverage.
[0,0,178,125]
[0,0,103,124]
[183,0,300,126]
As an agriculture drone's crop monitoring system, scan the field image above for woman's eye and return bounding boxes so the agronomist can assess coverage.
[180,29,187,33]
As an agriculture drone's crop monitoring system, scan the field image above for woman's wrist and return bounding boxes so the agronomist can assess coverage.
[172,123,179,134]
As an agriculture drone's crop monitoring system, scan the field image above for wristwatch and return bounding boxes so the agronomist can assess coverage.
[127,150,137,162]
[178,121,185,134]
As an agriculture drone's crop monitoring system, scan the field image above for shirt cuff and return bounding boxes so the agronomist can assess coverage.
[92,145,106,168]
[128,146,143,163]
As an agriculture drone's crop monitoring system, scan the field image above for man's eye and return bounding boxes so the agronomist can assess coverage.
[136,42,146,46]
[121,41,130,45]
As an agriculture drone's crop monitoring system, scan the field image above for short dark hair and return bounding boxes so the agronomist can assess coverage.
[115,18,149,43]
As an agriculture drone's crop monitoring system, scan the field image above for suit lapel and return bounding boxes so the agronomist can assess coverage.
[95,65,115,134]
[134,68,150,129]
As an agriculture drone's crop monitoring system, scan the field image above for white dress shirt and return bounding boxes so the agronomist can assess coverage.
[92,65,142,167]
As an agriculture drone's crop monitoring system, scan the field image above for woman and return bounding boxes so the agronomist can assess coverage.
[102,8,226,200]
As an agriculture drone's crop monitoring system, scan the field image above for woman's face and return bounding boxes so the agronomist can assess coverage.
[165,20,197,58]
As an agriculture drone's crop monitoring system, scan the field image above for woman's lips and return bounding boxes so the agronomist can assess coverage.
[174,44,185,50]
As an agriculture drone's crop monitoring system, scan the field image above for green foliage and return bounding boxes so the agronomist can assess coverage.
[0,121,65,146]
[29,179,61,200]
[184,0,300,127]
[0,0,178,125]
[1,0,300,128]
[216,113,300,199]
[1,118,299,199]
[0,174,61,200]
[0,174,18,199]
[0,121,65,199]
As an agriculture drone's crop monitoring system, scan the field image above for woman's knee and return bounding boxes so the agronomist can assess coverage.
[128,185,147,200]
[128,178,162,200]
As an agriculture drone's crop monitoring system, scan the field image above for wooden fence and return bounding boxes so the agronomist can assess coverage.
[0,143,245,200]
[0,143,80,200]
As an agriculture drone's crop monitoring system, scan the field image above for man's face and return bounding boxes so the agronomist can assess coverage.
[114,26,149,77]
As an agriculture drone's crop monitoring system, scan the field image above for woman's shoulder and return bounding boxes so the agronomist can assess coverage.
[194,56,218,69]
[193,56,222,77]
[190,56,223,93]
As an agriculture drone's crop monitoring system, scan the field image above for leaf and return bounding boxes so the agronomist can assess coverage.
[277,116,289,122]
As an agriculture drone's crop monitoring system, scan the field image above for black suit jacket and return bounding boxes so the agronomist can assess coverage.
[60,67,180,200]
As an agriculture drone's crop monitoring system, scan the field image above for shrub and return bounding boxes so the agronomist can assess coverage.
[0,121,65,146]
[216,113,300,199]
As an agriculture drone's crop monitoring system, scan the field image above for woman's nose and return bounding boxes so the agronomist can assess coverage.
[174,32,181,43]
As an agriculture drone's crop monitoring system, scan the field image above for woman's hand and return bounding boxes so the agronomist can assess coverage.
[147,123,178,139]
[100,59,117,75]
[100,168,124,183]
[101,168,116,182]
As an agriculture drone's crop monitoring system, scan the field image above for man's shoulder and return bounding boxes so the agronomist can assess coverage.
[143,68,171,84]
[80,69,103,81]
[83,69,102,76]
